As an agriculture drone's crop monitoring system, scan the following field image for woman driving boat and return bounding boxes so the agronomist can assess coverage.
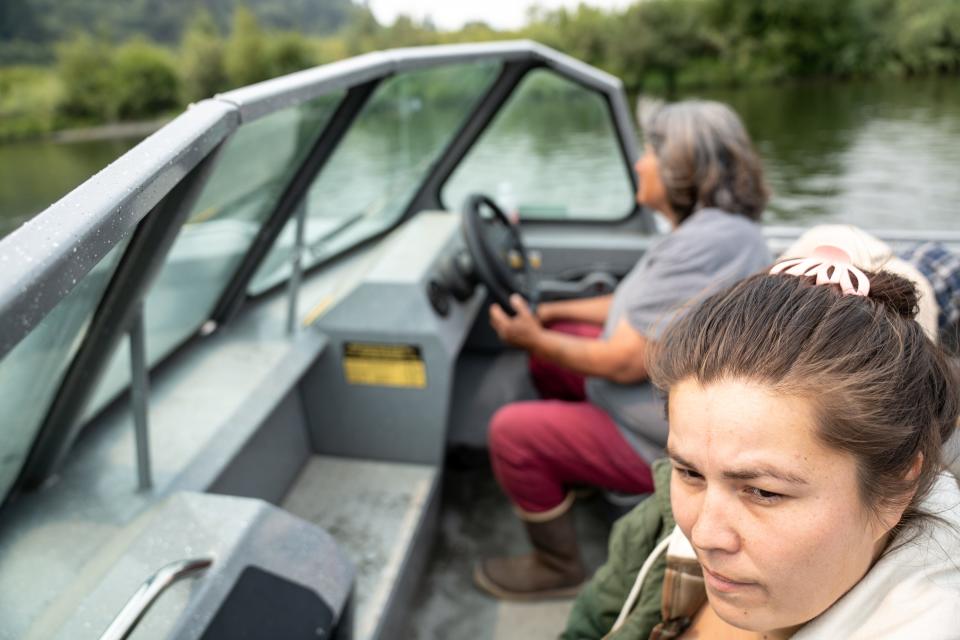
[563,249,960,638]
[474,100,772,601]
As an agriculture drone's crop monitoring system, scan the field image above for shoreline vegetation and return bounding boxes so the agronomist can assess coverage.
[1,0,958,143]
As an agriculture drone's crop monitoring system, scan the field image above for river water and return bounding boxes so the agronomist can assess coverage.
[1,78,959,239]
[701,79,960,231]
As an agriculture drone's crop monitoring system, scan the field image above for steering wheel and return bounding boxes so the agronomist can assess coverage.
[461,193,538,314]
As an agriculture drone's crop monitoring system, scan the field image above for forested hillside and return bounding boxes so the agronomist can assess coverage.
[1,0,958,141]
[0,0,356,63]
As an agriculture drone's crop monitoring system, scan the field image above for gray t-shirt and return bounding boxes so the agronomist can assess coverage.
[586,207,772,460]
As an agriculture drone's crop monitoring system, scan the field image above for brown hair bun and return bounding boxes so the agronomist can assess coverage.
[867,269,920,321]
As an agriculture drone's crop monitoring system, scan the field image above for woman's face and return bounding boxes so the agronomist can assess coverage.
[667,378,892,636]
[635,144,671,219]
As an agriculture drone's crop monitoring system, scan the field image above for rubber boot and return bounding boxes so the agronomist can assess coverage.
[474,494,587,601]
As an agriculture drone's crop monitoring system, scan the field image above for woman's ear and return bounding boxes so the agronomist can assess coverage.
[874,452,924,538]
[905,452,924,483]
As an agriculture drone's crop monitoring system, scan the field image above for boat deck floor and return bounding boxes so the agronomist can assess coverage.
[280,452,617,640]
[403,451,614,640]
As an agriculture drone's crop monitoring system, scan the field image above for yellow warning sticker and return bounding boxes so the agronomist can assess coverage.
[342,342,427,388]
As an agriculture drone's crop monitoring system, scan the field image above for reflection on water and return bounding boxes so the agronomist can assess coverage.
[2,78,960,239]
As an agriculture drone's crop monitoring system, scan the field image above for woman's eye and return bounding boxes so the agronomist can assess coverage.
[745,486,783,503]
[675,467,704,482]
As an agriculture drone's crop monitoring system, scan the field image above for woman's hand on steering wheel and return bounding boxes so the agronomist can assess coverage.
[489,293,542,350]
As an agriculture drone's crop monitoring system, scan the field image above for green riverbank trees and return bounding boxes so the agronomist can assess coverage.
[1,0,959,141]
[528,0,960,93]
[0,0,356,64]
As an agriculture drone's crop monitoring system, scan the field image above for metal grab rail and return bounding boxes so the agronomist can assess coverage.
[99,557,213,640]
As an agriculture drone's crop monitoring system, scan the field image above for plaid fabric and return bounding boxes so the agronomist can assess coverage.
[899,242,960,331]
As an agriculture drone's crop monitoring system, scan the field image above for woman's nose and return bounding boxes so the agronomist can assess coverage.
[690,490,741,554]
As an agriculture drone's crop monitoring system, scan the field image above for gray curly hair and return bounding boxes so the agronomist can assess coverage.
[641,99,769,223]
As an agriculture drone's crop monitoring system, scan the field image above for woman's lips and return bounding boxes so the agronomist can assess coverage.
[702,565,758,594]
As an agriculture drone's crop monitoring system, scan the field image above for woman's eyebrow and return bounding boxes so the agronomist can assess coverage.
[665,446,808,485]
[722,467,809,485]
[664,446,697,470]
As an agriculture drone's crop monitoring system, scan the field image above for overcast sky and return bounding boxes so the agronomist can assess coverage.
[366,0,635,31]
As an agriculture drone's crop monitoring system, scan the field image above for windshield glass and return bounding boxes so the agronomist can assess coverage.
[0,239,127,498]
[443,69,635,221]
[249,61,501,294]
[82,93,343,422]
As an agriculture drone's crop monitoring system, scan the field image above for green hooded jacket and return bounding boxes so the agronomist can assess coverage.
[562,458,675,640]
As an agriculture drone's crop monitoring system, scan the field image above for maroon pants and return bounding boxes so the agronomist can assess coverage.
[488,322,654,514]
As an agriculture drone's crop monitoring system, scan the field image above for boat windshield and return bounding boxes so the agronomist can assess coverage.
[82,93,344,422]
[249,61,500,294]
[443,69,635,220]
[0,240,127,498]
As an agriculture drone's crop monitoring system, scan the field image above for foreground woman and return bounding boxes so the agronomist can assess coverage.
[564,247,960,638]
